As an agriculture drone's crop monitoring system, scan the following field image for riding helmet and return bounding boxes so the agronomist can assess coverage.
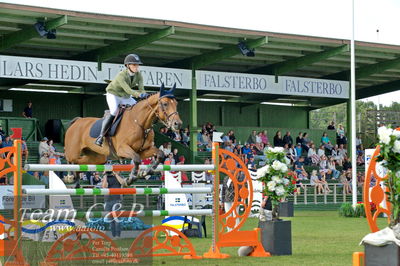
[124,54,143,65]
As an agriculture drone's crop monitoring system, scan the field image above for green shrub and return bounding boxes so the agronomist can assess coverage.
[339,202,354,217]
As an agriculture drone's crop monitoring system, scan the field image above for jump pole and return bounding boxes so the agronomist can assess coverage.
[24,164,215,172]
[23,187,212,196]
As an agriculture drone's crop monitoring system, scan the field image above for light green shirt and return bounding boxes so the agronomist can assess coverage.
[106,69,145,98]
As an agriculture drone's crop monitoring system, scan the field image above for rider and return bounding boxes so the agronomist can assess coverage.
[95,54,149,146]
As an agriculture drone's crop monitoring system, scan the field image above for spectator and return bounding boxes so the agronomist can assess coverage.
[22,101,33,118]
[204,158,213,182]
[261,130,269,145]
[295,132,303,146]
[307,144,320,165]
[342,156,352,173]
[273,131,284,147]
[256,132,263,149]
[287,144,298,163]
[90,172,102,186]
[0,126,5,141]
[295,143,302,158]
[172,148,179,163]
[102,171,127,239]
[327,121,335,130]
[294,157,308,180]
[38,137,50,157]
[357,145,365,166]
[356,134,362,149]
[340,171,352,195]
[338,144,347,159]
[321,132,333,152]
[159,142,171,157]
[319,155,330,177]
[301,132,310,152]
[327,156,340,179]
[228,130,237,145]
[317,145,325,157]
[283,131,293,146]
[181,127,189,146]
[331,144,343,166]
[319,173,331,194]
[241,144,252,158]
[1,135,12,148]
[172,130,182,142]
[21,137,29,163]
[247,130,257,144]
[310,170,324,195]
[336,124,347,146]
[164,153,176,165]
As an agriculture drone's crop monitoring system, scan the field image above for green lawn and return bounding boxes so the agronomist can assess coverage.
[4,210,388,266]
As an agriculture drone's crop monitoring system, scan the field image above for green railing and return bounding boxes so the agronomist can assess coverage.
[0,117,38,141]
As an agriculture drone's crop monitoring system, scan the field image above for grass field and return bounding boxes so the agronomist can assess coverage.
[4,210,388,266]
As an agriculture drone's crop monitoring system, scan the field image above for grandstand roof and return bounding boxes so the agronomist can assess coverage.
[1,3,400,108]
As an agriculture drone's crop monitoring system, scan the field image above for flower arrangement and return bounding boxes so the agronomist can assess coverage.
[376,126,400,228]
[257,147,296,220]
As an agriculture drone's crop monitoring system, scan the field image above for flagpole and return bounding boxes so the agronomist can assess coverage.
[351,0,357,207]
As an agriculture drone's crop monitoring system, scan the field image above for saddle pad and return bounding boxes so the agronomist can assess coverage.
[89,112,124,138]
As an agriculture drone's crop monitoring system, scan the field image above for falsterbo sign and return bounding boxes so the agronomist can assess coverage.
[196,70,349,99]
[0,55,349,99]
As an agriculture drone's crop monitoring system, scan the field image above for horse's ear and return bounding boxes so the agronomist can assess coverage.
[159,83,166,97]
[171,83,176,95]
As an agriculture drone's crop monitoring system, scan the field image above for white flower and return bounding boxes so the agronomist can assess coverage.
[393,140,400,153]
[267,181,276,191]
[396,171,400,178]
[280,164,288,173]
[272,160,283,171]
[275,186,285,196]
[282,178,289,185]
[256,165,270,178]
[378,126,393,144]
[272,176,282,183]
[393,130,400,138]
[284,157,291,165]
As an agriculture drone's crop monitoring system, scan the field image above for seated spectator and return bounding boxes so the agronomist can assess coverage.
[357,172,365,188]
[261,130,269,145]
[338,144,347,159]
[294,157,308,180]
[327,156,340,179]
[340,171,352,194]
[319,155,331,177]
[247,156,256,169]
[247,130,257,144]
[204,158,213,182]
[287,144,298,163]
[295,178,306,196]
[159,142,171,157]
[331,144,343,166]
[273,131,284,147]
[255,132,263,150]
[295,132,303,147]
[21,137,29,163]
[38,137,50,157]
[90,172,102,186]
[317,145,325,157]
[172,130,182,142]
[342,156,352,173]
[172,148,179,163]
[228,130,237,145]
[283,131,293,147]
[319,173,331,194]
[181,127,189,146]
[310,170,324,195]
[164,153,176,165]
[301,132,310,152]
[321,132,333,152]
[0,126,5,141]
[295,143,302,158]
[2,135,12,148]
[241,144,252,158]
[307,144,320,165]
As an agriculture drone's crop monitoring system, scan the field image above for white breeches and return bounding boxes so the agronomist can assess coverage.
[106,93,137,116]
[224,202,240,232]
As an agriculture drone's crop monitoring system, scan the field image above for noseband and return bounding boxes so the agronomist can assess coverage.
[147,96,178,128]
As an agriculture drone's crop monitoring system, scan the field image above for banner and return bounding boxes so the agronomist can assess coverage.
[0,185,45,209]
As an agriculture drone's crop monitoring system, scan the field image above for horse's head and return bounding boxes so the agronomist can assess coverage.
[157,83,182,131]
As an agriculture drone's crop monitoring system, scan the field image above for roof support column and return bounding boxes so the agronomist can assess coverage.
[346,99,352,156]
[189,68,198,163]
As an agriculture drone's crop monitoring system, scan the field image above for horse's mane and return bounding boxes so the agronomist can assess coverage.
[135,92,159,103]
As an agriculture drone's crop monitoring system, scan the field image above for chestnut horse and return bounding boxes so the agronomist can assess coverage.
[64,84,182,182]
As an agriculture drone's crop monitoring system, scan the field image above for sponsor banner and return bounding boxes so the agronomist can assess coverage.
[196,70,349,98]
[0,55,191,88]
[0,185,45,209]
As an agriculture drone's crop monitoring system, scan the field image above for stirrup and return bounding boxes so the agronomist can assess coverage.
[95,136,104,146]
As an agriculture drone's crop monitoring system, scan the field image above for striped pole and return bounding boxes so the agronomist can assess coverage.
[23,187,213,196]
[23,209,213,220]
[24,164,215,172]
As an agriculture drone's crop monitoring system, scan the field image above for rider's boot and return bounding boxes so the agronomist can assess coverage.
[95,114,115,146]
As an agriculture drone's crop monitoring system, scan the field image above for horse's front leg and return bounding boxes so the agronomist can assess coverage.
[139,147,165,177]
[117,145,141,185]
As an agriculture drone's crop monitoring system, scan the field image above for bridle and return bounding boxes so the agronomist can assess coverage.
[146,95,178,129]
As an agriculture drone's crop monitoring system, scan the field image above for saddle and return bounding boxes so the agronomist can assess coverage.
[89,105,129,138]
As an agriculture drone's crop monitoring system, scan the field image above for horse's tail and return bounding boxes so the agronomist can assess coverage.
[69,117,82,126]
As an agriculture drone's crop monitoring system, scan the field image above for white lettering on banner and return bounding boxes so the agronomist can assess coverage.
[0,55,191,88]
[0,55,349,99]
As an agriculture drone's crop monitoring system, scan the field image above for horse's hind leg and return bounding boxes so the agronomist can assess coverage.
[139,147,165,177]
